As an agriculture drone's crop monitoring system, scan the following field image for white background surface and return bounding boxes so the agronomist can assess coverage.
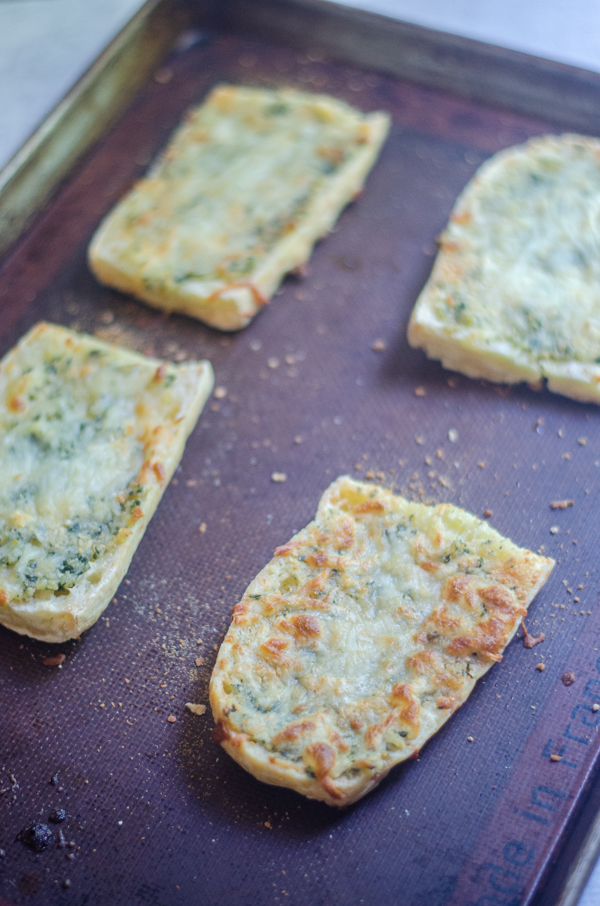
[1,1,600,902]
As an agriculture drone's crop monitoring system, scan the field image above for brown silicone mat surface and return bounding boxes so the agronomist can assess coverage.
[1,28,600,906]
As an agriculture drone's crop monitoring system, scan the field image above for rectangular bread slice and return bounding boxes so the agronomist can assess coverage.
[0,322,213,643]
[88,85,390,330]
[210,476,554,806]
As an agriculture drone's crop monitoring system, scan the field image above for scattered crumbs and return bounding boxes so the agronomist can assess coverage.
[448,429,459,443]
[562,452,571,460]
[436,449,444,460]
[186,703,207,716]
[371,339,386,352]
[578,437,587,446]
[414,386,426,397]
[550,499,574,510]
[267,357,279,369]
[250,339,261,352]
[550,526,560,535]
[558,428,565,437]
[561,671,576,687]
[17,823,53,852]
[186,479,197,488]
[483,509,493,518]
[536,663,545,671]
[167,715,177,723]
[199,522,207,534]
[271,472,287,483]
[593,704,600,713]
[415,436,424,445]
[521,620,544,649]
[550,754,562,762]
[62,880,71,890]
[447,378,457,388]
[467,736,474,743]
[214,386,227,399]
[264,821,272,829]
[43,654,66,667]
[195,657,204,667]
[294,435,302,444]
[477,461,485,469]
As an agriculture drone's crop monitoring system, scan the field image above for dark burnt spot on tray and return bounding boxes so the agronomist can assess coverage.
[17,822,53,851]
[17,873,42,896]
[561,671,576,686]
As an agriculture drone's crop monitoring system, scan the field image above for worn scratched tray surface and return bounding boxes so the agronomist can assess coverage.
[1,27,600,906]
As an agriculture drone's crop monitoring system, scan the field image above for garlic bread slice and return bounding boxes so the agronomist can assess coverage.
[408,134,600,402]
[89,85,390,330]
[210,477,553,807]
[0,322,213,643]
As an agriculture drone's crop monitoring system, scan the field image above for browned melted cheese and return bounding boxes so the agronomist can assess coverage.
[210,476,554,806]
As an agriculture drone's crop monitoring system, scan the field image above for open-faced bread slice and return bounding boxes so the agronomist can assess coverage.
[408,134,600,403]
[0,322,213,643]
[210,477,554,807]
[88,85,390,331]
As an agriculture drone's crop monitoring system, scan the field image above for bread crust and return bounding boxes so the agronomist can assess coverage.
[0,322,213,642]
[210,477,554,806]
[88,85,390,330]
[408,134,600,402]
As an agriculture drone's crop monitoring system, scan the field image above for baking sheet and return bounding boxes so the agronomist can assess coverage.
[1,24,600,906]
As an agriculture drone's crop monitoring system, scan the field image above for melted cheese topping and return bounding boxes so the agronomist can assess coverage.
[89,85,390,329]
[210,477,554,806]
[0,323,212,624]
[408,134,600,401]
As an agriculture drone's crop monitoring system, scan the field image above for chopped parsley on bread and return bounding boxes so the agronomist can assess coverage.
[0,322,213,642]
[210,477,553,806]
[89,85,390,330]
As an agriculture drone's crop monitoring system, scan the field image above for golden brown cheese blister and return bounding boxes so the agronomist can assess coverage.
[408,134,600,403]
[0,322,213,642]
[210,477,553,806]
[89,85,390,330]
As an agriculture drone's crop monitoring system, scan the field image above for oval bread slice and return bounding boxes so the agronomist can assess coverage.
[408,134,600,403]
[210,477,554,807]
[0,322,213,642]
